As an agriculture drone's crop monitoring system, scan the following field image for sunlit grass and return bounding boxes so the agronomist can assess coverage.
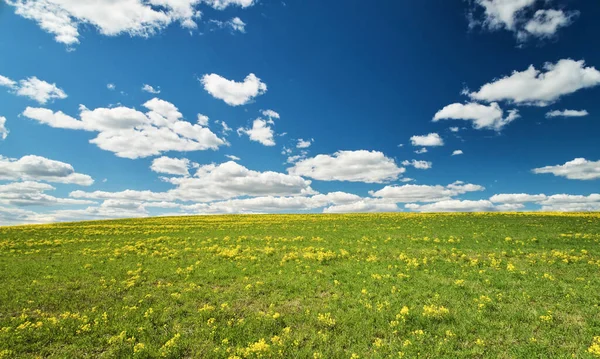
[1,213,599,358]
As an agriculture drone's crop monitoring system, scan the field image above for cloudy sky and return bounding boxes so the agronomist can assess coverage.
[0,0,599,224]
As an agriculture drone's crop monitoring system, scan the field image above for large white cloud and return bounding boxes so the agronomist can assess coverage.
[0,117,8,140]
[5,0,214,45]
[433,102,519,130]
[0,155,93,185]
[23,98,226,158]
[72,161,316,203]
[468,59,600,106]
[201,73,267,106]
[288,150,405,183]
[469,0,578,41]
[410,133,444,147]
[532,158,600,180]
[0,74,67,104]
[370,181,485,203]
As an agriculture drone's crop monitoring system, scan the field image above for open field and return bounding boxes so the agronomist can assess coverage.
[1,213,600,358]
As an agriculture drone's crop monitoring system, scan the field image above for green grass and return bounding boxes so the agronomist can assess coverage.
[1,213,600,358]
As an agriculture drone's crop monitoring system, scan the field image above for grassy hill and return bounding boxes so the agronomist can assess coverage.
[1,213,600,358]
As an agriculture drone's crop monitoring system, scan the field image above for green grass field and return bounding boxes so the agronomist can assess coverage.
[1,213,600,358]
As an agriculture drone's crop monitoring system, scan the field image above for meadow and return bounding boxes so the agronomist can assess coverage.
[0,213,599,358]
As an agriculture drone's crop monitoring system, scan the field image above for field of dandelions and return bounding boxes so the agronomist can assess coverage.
[1,213,600,358]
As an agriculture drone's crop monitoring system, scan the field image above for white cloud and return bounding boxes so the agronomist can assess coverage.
[370,181,484,203]
[107,83,115,90]
[23,98,226,158]
[228,17,246,33]
[0,155,93,185]
[0,75,17,88]
[261,110,280,119]
[449,127,460,133]
[0,117,8,140]
[402,160,432,170]
[545,109,588,118]
[225,154,240,161]
[433,102,519,130]
[142,84,161,94]
[196,113,209,126]
[532,158,600,180]
[469,59,600,106]
[0,75,67,104]
[452,150,463,156]
[237,118,275,146]
[72,161,315,203]
[406,199,496,212]
[0,181,94,207]
[410,133,444,147]
[297,138,312,149]
[203,0,254,10]
[539,194,600,211]
[5,0,210,46]
[521,9,578,40]
[323,200,399,214]
[469,0,577,41]
[201,73,267,106]
[415,148,428,154]
[288,150,405,183]
[490,193,547,203]
[151,156,196,176]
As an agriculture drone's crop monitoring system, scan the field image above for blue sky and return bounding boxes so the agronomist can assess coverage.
[0,0,599,224]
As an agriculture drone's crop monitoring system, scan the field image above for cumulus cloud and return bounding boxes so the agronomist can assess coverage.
[415,148,428,154]
[410,133,444,147]
[490,193,547,203]
[452,150,463,156]
[150,156,196,176]
[261,110,280,119]
[0,117,8,140]
[142,84,161,94]
[201,73,267,106]
[545,109,588,118]
[0,155,93,185]
[406,199,496,212]
[520,9,578,40]
[288,150,405,183]
[72,161,316,203]
[297,139,312,149]
[370,181,485,203]
[23,98,226,158]
[532,158,600,180]
[0,181,94,207]
[107,83,115,90]
[237,119,275,146]
[0,74,67,104]
[433,102,519,130]
[5,0,213,45]
[468,59,600,106]
[203,0,254,10]
[402,160,432,170]
[196,113,210,126]
[225,154,240,161]
[469,0,578,41]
